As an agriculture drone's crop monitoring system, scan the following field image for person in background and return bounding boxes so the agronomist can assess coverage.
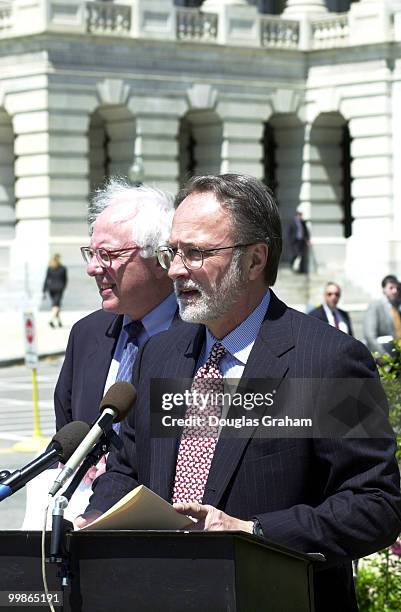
[288,209,311,274]
[42,253,68,328]
[364,274,401,355]
[309,282,353,336]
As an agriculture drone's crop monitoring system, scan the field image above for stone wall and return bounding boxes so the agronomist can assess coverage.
[0,0,400,309]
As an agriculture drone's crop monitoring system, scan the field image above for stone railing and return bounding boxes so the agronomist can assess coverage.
[176,8,218,43]
[260,16,299,49]
[86,1,131,35]
[0,1,12,33]
[0,1,397,50]
[311,14,349,49]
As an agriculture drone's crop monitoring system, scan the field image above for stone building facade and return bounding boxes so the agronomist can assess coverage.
[0,0,400,312]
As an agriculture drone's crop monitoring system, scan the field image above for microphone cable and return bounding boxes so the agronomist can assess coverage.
[41,496,56,612]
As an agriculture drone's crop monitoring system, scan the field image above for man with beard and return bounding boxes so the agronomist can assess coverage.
[79,174,401,611]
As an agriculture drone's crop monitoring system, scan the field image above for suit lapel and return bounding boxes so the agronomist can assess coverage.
[319,305,328,324]
[84,315,122,414]
[203,292,294,508]
[150,293,296,506]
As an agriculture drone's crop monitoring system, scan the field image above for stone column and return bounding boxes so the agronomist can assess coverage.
[201,0,248,7]
[128,96,186,194]
[283,0,328,16]
[270,116,306,262]
[344,86,394,294]
[187,111,223,177]
[9,84,96,308]
[0,107,15,280]
[97,106,136,180]
[217,100,267,178]
[300,117,346,275]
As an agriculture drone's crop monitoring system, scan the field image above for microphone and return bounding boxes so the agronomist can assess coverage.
[0,421,90,502]
[49,381,136,497]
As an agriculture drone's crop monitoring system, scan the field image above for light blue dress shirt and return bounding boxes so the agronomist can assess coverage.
[104,291,177,394]
[198,289,271,378]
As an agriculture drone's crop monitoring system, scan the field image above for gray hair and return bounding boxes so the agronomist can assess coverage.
[89,177,174,258]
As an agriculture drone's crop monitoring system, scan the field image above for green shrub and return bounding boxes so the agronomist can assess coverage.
[355,548,401,611]
[355,340,401,611]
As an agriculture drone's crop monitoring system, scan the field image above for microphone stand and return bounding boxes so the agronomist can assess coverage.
[49,429,122,564]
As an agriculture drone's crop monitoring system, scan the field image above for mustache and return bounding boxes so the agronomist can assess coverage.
[174,279,202,293]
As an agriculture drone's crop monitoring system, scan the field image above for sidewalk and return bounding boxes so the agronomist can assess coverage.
[0,310,90,366]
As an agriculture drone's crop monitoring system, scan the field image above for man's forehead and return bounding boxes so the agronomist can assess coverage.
[177,191,223,215]
[325,284,340,293]
[100,198,137,224]
[91,205,133,245]
[170,192,231,242]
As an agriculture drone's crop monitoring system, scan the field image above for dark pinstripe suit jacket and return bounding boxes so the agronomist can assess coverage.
[54,309,123,429]
[54,307,180,429]
[90,292,401,611]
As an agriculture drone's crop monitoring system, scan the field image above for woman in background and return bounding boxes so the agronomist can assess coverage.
[43,253,68,328]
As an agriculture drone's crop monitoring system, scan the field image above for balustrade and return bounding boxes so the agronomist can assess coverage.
[86,1,131,35]
[261,16,300,49]
[311,14,349,48]
[176,8,218,42]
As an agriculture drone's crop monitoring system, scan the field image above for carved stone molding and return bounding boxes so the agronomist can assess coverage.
[96,79,131,107]
[271,88,302,114]
[187,83,218,110]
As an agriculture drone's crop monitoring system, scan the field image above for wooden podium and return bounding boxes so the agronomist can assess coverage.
[0,530,323,611]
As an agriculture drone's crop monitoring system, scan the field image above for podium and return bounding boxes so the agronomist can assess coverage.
[0,531,322,611]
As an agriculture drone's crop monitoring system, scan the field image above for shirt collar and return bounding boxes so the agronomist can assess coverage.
[122,292,177,339]
[204,290,270,366]
[323,302,335,317]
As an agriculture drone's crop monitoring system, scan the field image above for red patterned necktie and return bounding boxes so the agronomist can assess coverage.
[172,342,226,504]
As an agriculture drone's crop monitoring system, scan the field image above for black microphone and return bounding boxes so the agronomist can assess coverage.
[0,421,90,502]
[49,382,136,497]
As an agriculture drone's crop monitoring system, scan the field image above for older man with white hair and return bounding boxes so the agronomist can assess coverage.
[54,178,178,429]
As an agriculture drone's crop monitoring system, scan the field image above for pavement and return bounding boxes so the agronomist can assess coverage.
[0,309,90,529]
[0,309,90,367]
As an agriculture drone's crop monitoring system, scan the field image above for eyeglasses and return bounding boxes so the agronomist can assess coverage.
[80,246,141,267]
[156,243,256,271]
[326,292,340,297]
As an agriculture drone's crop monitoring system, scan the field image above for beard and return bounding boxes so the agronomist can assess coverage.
[174,251,247,324]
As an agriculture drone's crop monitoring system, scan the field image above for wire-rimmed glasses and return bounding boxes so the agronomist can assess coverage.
[80,246,141,267]
[155,243,256,271]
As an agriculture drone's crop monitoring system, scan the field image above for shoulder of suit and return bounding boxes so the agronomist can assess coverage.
[308,305,323,317]
[70,309,119,333]
[145,319,199,348]
[367,298,386,311]
[287,303,346,334]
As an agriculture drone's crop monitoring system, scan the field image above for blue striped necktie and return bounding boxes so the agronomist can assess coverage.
[116,320,143,383]
[113,320,143,433]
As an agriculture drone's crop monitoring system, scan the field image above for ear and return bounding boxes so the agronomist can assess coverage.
[152,257,170,280]
[247,243,268,281]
